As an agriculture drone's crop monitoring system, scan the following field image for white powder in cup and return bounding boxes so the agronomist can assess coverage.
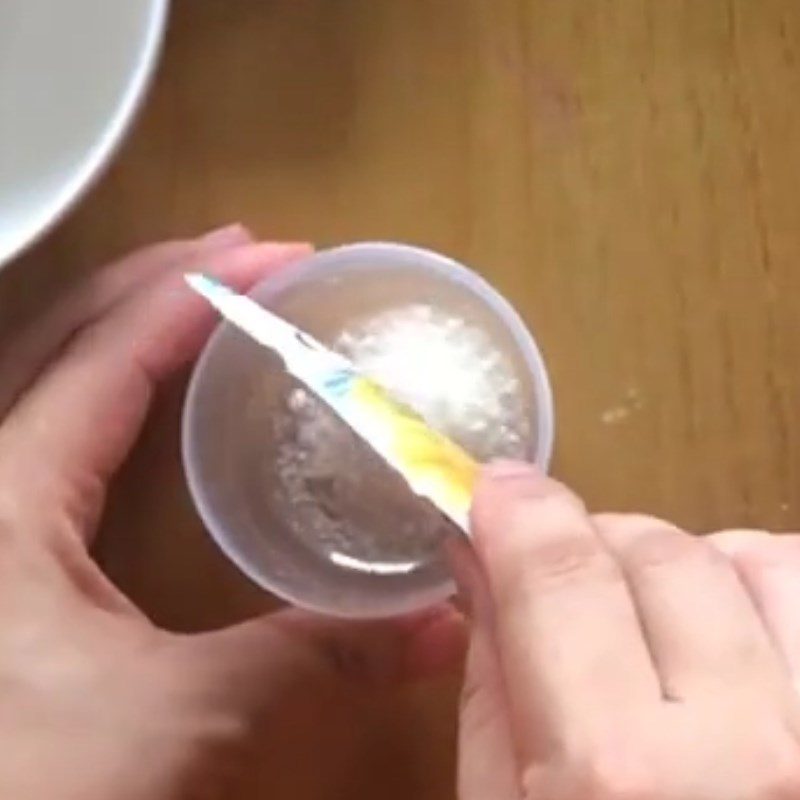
[270,304,531,574]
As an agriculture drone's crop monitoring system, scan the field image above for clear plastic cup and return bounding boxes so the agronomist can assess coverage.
[182,242,554,618]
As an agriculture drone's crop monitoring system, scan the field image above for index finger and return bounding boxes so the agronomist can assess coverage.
[0,224,252,417]
[0,241,311,542]
[469,462,659,754]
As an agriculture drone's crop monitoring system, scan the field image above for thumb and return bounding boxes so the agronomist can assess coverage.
[184,604,467,715]
[264,605,467,685]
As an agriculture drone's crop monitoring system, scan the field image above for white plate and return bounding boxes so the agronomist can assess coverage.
[0,0,169,268]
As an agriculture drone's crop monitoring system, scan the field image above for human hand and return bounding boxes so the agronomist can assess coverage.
[0,226,464,800]
[456,462,800,799]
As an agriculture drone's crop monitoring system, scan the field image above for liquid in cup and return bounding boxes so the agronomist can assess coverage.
[183,243,554,618]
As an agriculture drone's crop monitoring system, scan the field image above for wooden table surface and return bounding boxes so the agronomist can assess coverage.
[3,1,800,797]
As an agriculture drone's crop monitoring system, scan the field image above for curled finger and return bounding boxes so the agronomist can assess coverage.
[595,515,782,701]
[710,531,800,686]
[0,224,252,416]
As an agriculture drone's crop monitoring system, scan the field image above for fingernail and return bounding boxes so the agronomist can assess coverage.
[200,223,252,247]
[483,459,542,480]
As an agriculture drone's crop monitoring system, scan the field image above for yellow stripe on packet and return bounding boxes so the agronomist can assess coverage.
[349,377,478,529]
[185,272,478,534]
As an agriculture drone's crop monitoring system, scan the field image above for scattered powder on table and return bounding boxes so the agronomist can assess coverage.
[271,303,531,573]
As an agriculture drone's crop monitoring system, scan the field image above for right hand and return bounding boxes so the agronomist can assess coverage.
[456,461,800,799]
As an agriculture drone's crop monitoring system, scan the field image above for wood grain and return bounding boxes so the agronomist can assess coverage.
[2,1,800,797]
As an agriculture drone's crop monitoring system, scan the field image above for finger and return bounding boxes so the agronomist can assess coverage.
[710,531,800,683]
[185,604,467,717]
[0,241,311,542]
[595,515,782,700]
[265,604,467,684]
[447,537,521,800]
[0,224,252,417]
[470,462,659,757]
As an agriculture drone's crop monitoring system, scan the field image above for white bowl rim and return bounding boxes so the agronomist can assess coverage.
[0,0,170,269]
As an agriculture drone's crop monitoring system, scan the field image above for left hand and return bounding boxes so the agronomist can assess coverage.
[0,225,465,800]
